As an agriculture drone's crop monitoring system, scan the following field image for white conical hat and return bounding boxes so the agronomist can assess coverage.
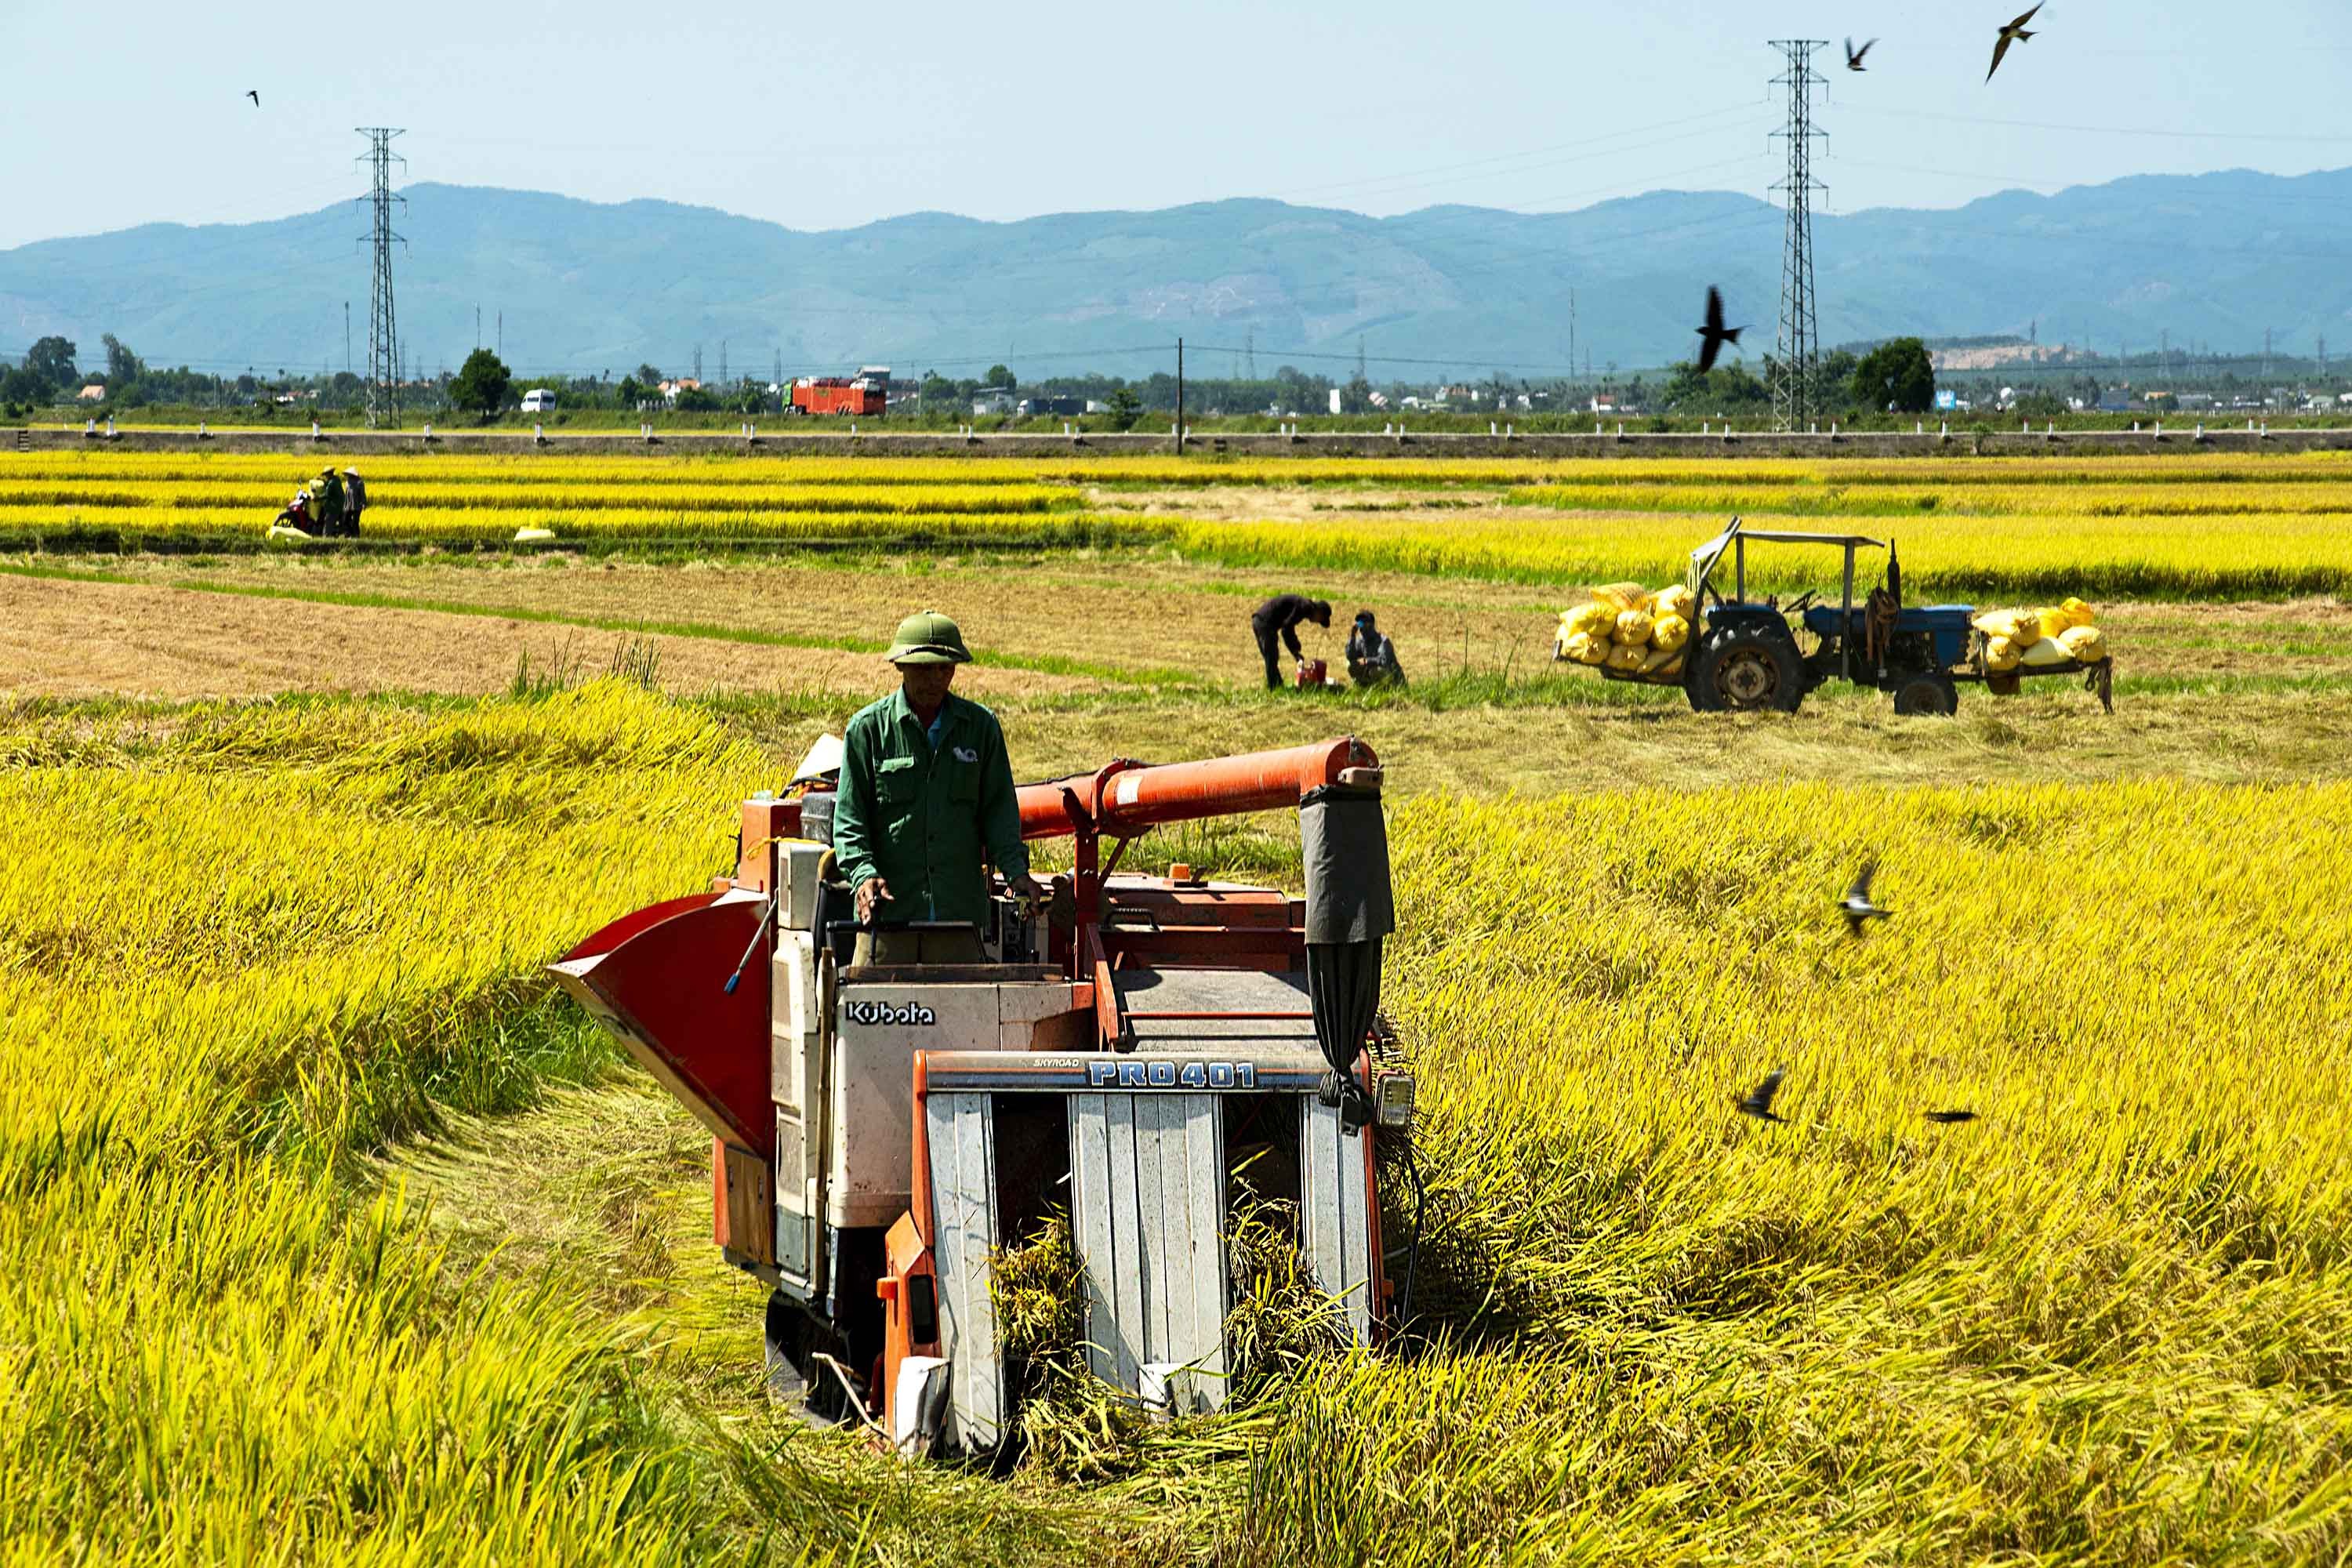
[789,732,846,786]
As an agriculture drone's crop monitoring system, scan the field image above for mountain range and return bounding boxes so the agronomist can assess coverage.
[4,167,2350,382]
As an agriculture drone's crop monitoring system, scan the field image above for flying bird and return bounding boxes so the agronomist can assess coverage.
[1923,1110,1979,1124]
[1987,4,2042,82]
[1694,286,1743,374]
[1840,862,1892,938]
[246,89,260,106]
[1737,1069,1788,1124]
[1845,37,1876,71]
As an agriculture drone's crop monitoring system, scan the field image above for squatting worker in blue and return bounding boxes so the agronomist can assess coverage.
[832,611,1047,965]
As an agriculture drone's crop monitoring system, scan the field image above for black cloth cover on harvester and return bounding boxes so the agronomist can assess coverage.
[1301,783,1394,1131]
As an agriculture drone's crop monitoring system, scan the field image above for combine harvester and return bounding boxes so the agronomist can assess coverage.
[552,739,1418,1457]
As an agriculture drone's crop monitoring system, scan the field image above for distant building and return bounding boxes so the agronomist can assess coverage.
[971,388,1017,416]
[1016,394,1084,417]
[77,384,105,401]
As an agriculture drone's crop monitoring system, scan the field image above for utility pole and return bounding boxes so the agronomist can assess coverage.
[1568,288,1577,385]
[343,301,351,376]
[720,340,728,388]
[774,347,782,388]
[694,343,704,383]
[1767,39,1827,431]
[2263,326,2272,379]
[1246,329,1256,381]
[356,127,405,428]
[1175,338,1185,451]
[2319,335,2328,375]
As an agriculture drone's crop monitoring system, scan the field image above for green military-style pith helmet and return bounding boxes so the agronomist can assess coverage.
[887,610,971,665]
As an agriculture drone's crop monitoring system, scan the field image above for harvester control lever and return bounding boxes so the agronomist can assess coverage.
[720,886,784,994]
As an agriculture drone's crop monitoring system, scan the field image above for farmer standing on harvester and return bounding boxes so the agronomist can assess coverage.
[831,612,1047,967]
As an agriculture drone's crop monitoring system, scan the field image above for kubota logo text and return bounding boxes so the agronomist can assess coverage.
[845,1000,938,1027]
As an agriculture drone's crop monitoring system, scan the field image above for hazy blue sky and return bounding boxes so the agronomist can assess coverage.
[6,0,2352,249]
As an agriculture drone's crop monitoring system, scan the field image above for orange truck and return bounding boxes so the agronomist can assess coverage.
[790,366,889,416]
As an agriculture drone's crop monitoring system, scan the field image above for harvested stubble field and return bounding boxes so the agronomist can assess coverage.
[5,448,2351,1563]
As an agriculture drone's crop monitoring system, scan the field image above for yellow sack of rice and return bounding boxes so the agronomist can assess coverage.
[2060,596,2096,628]
[2020,636,2071,669]
[1984,636,2024,673]
[1606,642,1646,673]
[1971,608,2036,643]
[2032,607,2071,641]
[2058,624,2107,663]
[1563,601,1618,641]
[1651,613,1691,653]
[1592,582,1650,614]
[1613,608,1655,646]
[1653,583,1696,622]
[1640,645,1683,675]
[1563,630,1609,666]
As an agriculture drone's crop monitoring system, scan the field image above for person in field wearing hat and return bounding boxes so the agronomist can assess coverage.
[831,611,1045,966]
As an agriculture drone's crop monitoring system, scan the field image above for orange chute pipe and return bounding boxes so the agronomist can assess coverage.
[1016,737,1377,841]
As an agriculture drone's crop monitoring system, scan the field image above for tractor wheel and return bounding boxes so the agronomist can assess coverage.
[1890,671,1960,717]
[1688,626,1804,713]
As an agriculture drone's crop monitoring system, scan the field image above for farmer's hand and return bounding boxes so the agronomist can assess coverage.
[1007,873,1048,912]
[855,877,893,924]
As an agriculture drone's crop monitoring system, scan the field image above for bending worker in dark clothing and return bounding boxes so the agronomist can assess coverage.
[1250,593,1331,690]
[831,611,1047,966]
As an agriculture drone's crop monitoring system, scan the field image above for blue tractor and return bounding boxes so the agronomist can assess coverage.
[1600,519,2112,717]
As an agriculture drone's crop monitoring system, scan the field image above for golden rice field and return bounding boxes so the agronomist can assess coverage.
[9,449,2352,598]
[5,681,2350,1562]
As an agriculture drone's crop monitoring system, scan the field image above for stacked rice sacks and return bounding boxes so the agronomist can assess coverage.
[1555,582,1696,678]
[1972,596,2107,672]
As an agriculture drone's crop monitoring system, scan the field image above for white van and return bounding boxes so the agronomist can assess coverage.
[521,388,556,413]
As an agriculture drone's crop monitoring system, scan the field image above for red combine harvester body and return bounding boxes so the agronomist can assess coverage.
[550,738,1417,1457]
[790,372,887,417]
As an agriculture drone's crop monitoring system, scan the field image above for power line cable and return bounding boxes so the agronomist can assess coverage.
[1843,104,2352,145]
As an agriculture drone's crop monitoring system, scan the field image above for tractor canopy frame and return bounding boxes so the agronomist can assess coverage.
[1688,517,1890,686]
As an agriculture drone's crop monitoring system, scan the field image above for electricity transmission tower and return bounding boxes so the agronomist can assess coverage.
[357,128,406,427]
[1767,42,1827,431]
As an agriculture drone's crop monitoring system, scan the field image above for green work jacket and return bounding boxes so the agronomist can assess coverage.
[831,688,1029,927]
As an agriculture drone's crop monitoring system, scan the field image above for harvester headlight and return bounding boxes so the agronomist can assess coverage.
[1375,1071,1416,1130]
